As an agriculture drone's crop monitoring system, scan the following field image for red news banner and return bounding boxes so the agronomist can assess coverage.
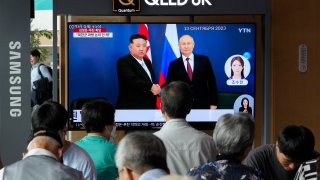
[73,28,113,38]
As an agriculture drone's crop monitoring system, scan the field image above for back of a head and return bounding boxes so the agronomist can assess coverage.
[81,100,115,133]
[115,132,169,175]
[213,113,254,157]
[277,125,315,163]
[161,81,192,119]
[31,101,68,131]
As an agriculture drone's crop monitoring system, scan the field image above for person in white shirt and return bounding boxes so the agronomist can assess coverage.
[154,81,217,175]
[31,101,96,180]
[30,49,52,106]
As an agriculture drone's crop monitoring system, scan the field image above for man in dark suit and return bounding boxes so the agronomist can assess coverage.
[165,35,218,109]
[117,34,161,109]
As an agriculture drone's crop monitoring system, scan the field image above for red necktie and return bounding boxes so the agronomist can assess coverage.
[186,58,192,81]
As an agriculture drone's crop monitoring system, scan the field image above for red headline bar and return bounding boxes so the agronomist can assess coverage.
[73,28,107,33]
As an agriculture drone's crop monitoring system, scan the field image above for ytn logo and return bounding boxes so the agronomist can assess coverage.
[144,0,212,6]
[238,28,251,33]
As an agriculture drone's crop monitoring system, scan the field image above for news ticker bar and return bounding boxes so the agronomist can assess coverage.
[73,109,234,123]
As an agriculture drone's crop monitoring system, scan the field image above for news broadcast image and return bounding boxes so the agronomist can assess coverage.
[68,23,256,130]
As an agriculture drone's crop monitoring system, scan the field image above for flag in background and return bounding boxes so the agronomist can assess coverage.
[138,24,152,62]
[156,24,180,109]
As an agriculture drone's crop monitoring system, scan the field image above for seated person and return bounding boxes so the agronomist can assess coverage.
[187,113,263,179]
[76,100,118,180]
[294,156,320,179]
[115,132,169,180]
[244,125,317,180]
[31,101,96,180]
[0,128,83,179]
[154,81,217,175]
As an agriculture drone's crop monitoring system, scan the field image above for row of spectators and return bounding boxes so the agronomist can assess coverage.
[0,81,318,180]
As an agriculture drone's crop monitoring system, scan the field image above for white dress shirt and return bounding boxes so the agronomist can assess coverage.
[154,119,217,175]
[132,56,152,82]
[31,63,52,89]
[182,53,194,72]
[139,168,168,180]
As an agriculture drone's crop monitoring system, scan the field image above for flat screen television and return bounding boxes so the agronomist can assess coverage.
[67,23,256,130]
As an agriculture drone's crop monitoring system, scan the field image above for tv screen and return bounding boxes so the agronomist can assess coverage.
[67,23,255,130]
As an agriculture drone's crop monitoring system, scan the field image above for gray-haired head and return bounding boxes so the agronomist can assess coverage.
[213,113,254,157]
[115,132,169,175]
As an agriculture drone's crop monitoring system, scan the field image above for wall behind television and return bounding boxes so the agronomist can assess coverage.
[271,0,320,150]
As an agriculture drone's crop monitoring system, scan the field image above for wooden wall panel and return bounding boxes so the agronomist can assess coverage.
[271,0,320,149]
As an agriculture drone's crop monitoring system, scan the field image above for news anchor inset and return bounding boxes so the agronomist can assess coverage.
[233,95,254,116]
[225,55,251,86]
[239,97,252,115]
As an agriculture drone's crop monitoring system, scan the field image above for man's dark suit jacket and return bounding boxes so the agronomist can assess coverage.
[164,54,218,109]
[117,54,156,109]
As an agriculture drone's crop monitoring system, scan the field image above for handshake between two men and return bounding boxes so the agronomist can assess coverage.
[151,84,161,96]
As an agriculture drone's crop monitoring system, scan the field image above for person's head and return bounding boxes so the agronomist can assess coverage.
[241,97,250,108]
[161,81,192,120]
[230,56,244,79]
[276,125,315,171]
[30,49,41,65]
[213,113,254,160]
[81,100,115,135]
[129,34,147,60]
[115,132,169,180]
[32,101,68,132]
[178,35,195,57]
[31,101,68,144]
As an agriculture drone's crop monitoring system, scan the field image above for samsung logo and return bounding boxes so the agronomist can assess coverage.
[144,0,212,6]
[9,41,22,117]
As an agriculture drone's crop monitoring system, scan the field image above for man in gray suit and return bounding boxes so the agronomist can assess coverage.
[0,128,84,180]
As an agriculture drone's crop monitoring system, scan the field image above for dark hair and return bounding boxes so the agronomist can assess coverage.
[161,81,192,119]
[31,49,41,57]
[81,100,115,133]
[230,56,245,78]
[130,34,147,44]
[278,125,315,163]
[241,97,250,108]
[31,101,68,131]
